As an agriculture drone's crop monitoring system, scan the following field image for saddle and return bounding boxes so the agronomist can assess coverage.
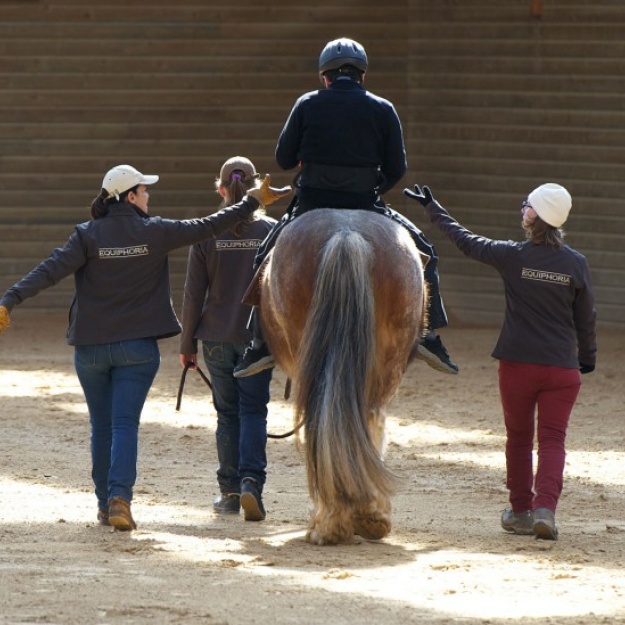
[241,251,272,307]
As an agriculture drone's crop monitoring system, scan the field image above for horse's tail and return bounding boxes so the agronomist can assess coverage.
[295,229,397,507]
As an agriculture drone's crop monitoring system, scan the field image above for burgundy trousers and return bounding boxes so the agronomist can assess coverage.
[498,360,581,513]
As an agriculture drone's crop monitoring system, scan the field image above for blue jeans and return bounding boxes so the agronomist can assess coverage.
[202,341,272,494]
[74,338,160,509]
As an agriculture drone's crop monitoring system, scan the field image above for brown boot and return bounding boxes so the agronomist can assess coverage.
[97,508,110,526]
[108,497,137,531]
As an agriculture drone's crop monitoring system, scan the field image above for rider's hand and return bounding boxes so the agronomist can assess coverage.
[403,184,434,207]
[248,175,292,207]
[0,305,10,334]
[579,362,595,374]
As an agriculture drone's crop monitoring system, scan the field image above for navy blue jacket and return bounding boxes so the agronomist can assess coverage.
[276,79,407,208]
[424,199,597,369]
[180,215,276,351]
[0,198,259,345]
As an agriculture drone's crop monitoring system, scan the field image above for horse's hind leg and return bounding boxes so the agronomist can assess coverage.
[367,408,387,455]
[350,409,392,540]
[306,500,359,546]
[353,493,392,541]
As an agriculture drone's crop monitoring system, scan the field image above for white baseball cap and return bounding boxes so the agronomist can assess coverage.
[102,164,159,199]
[527,183,572,228]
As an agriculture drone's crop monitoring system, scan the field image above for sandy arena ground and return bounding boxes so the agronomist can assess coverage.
[0,312,624,625]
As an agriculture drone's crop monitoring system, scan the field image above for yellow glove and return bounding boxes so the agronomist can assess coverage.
[248,174,292,207]
[0,305,11,333]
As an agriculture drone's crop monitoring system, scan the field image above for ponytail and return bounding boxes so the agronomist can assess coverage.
[90,185,141,220]
[90,189,110,220]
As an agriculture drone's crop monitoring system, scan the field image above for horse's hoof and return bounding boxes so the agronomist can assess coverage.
[354,516,391,540]
[306,529,332,546]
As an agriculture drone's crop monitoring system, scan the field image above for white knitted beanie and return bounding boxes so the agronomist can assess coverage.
[527,183,572,228]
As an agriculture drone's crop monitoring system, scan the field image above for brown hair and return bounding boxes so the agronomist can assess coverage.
[90,185,143,220]
[523,216,564,248]
[215,170,264,237]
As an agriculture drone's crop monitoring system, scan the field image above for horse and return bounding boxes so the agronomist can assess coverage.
[258,208,426,545]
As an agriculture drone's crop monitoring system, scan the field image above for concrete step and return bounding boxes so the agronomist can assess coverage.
[415,38,625,60]
[0,122,282,141]
[415,3,625,24]
[412,106,625,131]
[0,88,407,108]
[0,106,284,124]
[0,5,404,25]
[0,71,405,92]
[410,23,625,40]
[413,55,625,76]
[410,122,625,149]
[0,137,278,157]
[414,72,625,94]
[397,170,625,202]
[0,155,288,175]
[411,88,624,111]
[413,139,625,171]
[0,37,406,59]
[412,154,625,186]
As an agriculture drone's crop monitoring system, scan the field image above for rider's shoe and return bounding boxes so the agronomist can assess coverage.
[417,335,459,374]
[233,344,275,378]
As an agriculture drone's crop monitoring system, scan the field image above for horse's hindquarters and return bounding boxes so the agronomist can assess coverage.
[260,209,425,544]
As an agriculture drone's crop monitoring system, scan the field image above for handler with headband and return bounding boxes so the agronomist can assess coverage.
[179,157,280,522]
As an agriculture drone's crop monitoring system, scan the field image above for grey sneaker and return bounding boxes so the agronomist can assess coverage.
[417,335,459,374]
[240,478,266,521]
[213,493,240,514]
[501,508,534,535]
[233,344,275,379]
[533,507,558,540]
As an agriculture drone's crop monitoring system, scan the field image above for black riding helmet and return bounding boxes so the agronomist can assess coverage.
[318,38,368,80]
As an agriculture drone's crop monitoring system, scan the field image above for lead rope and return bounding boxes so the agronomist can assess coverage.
[176,362,304,439]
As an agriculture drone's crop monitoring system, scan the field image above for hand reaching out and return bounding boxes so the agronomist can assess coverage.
[248,175,292,207]
[403,184,434,207]
[0,305,10,334]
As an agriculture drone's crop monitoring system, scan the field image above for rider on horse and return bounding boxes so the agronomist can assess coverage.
[234,37,459,378]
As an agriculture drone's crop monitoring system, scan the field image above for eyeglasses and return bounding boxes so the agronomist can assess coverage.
[521,200,532,212]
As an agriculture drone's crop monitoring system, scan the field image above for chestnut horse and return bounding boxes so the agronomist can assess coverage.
[259,208,426,545]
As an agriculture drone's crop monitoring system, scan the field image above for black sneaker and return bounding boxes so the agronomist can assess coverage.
[213,493,240,514]
[233,344,275,379]
[240,478,266,521]
[417,335,459,374]
[533,507,558,540]
[501,508,534,535]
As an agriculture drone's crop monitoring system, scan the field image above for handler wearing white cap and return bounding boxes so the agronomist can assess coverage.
[527,183,572,228]
[404,181,596,541]
[0,163,290,532]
